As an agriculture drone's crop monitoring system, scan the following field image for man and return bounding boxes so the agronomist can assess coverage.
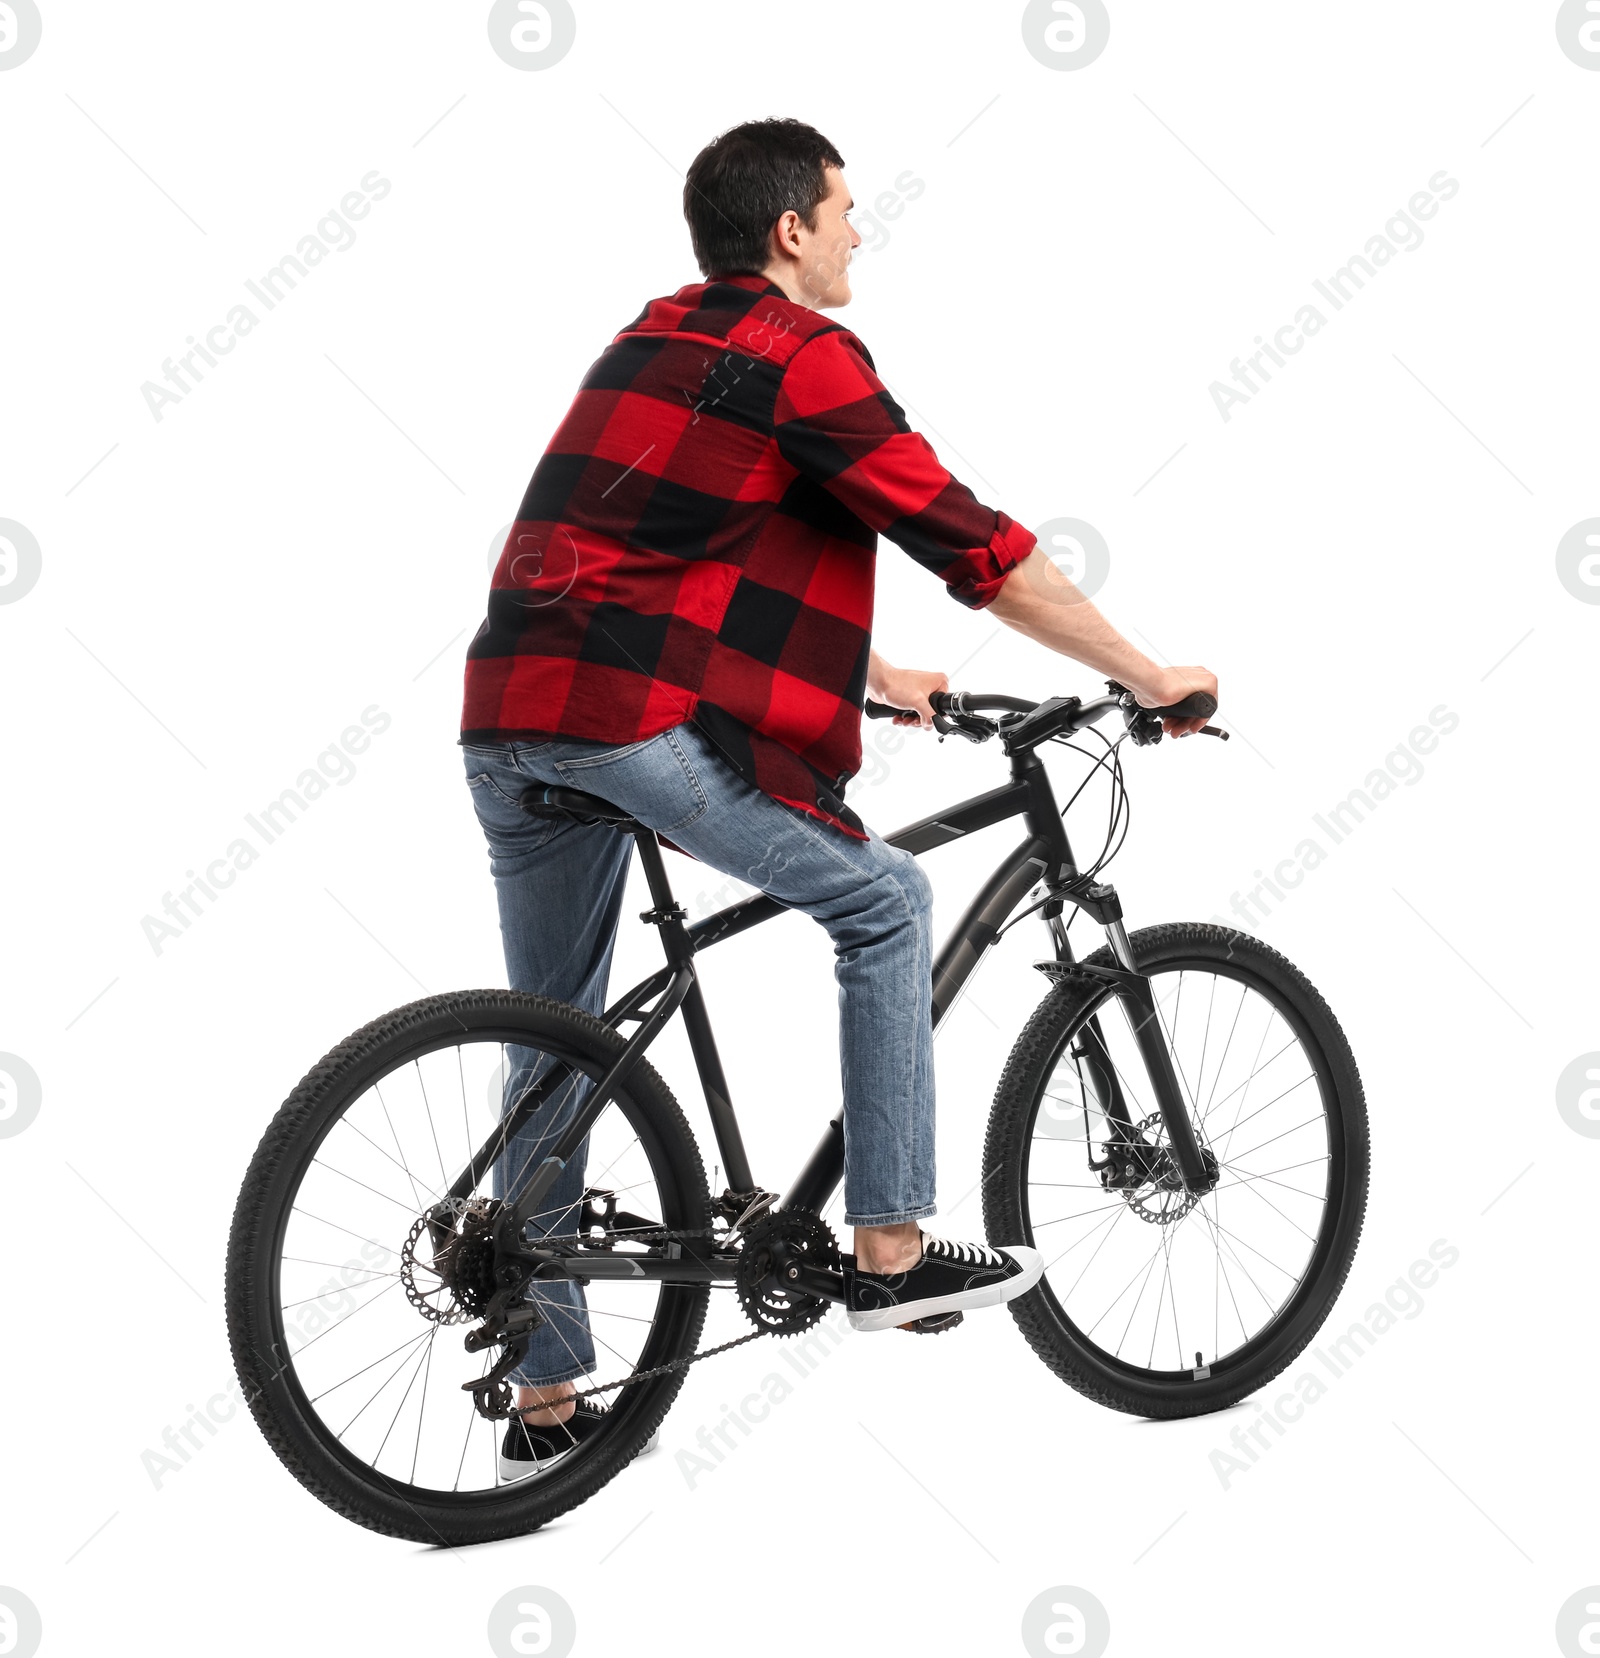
[461,118,1218,1471]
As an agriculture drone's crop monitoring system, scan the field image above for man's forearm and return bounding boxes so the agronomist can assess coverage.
[987,549,1170,701]
[866,649,893,701]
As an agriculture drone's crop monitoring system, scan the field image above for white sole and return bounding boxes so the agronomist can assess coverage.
[847,1245,1045,1333]
[498,1424,660,1482]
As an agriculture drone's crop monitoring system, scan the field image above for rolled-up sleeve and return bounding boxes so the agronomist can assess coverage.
[774,328,1035,609]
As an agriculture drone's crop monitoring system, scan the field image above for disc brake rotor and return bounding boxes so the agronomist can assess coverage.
[401,1196,503,1324]
[1123,1113,1203,1226]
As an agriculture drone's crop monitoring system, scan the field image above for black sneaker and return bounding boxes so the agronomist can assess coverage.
[497,1398,660,1481]
[846,1233,1044,1332]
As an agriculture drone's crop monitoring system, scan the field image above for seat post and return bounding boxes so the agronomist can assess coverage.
[628,825,696,970]
[628,825,757,1194]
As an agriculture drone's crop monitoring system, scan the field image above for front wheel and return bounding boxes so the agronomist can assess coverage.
[982,923,1369,1418]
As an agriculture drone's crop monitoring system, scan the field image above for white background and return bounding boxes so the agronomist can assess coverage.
[2,2,1596,1654]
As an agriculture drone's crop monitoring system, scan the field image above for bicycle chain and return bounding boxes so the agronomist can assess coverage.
[470,1215,977,1418]
[476,1221,780,1418]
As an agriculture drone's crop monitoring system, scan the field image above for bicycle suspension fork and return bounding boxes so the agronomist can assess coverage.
[1044,877,1213,1194]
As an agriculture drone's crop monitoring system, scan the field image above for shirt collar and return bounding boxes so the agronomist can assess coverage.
[708,273,789,300]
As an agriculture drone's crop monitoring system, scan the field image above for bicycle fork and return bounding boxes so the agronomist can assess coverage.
[1042,878,1215,1195]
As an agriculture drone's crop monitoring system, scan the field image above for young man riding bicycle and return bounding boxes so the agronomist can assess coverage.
[461,117,1219,1470]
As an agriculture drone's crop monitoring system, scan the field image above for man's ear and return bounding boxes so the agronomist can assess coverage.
[772,207,802,259]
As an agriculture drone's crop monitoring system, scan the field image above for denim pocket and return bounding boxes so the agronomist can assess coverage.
[553,726,708,833]
[462,748,557,851]
[465,767,526,812]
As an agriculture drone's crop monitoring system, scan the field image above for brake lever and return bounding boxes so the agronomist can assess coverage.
[1109,681,1228,744]
[933,710,994,744]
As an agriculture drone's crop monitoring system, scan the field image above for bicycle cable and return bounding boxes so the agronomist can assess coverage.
[990,726,1131,946]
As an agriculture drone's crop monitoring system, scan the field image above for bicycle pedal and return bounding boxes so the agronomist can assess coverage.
[898,1310,965,1335]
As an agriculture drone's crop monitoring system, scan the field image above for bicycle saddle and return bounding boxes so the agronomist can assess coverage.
[518,785,638,827]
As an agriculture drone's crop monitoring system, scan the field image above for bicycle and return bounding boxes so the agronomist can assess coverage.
[226,682,1369,1544]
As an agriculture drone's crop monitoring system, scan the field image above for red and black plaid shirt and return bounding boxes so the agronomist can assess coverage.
[461,274,1035,838]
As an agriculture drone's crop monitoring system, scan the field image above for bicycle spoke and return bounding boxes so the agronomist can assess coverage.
[1117,1252,1163,1359]
[308,1328,436,1406]
[309,1158,424,1217]
[376,1080,430,1212]
[1028,1199,1130,1227]
[256,1013,694,1504]
[1193,971,1218,1117]
[1200,978,1247,1120]
[415,1058,449,1192]
[338,1113,442,1206]
[280,1255,405,1279]
[1195,1203,1276,1314]
[335,1321,436,1440]
[1021,957,1343,1379]
[1219,1109,1328,1167]
[373,1329,437,1466]
[291,1277,404,1358]
[280,1272,402,1312]
[289,1207,405,1258]
[1228,1172,1320,1244]
[411,1333,436,1486]
[1210,1075,1319,1159]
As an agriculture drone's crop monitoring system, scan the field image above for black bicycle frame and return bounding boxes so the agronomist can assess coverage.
[476,737,1211,1264]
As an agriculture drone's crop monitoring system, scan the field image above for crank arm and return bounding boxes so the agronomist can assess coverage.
[779,1259,847,1304]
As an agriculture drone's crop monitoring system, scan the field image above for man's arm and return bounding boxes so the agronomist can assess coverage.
[774,331,1217,735]
[866,649,946,729]
[987,549,1218,737]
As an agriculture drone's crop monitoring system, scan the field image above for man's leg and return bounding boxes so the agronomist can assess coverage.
[533,723,939,1249]
[463,742,633,1425]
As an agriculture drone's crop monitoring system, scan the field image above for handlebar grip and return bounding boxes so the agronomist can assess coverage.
[864,693,952,721]
[1149,691,1217,720]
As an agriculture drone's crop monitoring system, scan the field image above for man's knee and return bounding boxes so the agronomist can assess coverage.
[884,847,934,926]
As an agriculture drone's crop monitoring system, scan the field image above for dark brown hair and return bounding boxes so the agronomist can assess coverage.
[683,118,845,277]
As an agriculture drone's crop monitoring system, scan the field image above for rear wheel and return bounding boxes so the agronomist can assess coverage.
[226,990,710,1543]
[983,923,1368,1418]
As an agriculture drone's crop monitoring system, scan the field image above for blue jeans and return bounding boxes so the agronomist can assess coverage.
[462,720,937,1387]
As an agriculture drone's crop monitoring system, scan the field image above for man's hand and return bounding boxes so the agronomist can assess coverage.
[866,652,948,729]
[1132,666,1219,739]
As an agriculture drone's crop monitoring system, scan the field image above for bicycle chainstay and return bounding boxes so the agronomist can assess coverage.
[463,1217,805,1421]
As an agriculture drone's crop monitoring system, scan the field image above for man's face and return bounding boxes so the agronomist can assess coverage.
[794,165,861,308]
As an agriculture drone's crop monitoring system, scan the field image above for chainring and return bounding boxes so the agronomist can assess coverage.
[735,1210,838,1337]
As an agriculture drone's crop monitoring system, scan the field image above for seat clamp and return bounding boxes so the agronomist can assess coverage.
[639,902,689,927]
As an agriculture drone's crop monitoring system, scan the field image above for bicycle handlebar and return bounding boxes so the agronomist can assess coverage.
[863,683,1228,746]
